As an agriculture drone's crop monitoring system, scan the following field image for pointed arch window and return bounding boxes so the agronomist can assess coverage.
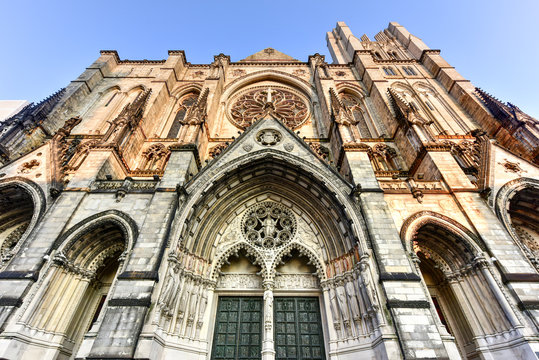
[340,93,373,138]
[167,92,199,138]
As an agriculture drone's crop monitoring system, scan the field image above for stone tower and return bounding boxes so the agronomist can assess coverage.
[0,22,537,360]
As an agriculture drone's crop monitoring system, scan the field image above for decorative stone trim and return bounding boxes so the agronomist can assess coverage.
[0,297,23,307]
[400,210,486,253]
[108,298,151,307]
[501,273,539,283]
[517,301,539,311]
[379,272,421,282]
[117,271,159,281]
[386,300,430,309]
[0,271,39,281]
[52,209,138,253]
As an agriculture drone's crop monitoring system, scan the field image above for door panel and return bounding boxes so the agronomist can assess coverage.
[212,297,262,360]
[274,297,325,360]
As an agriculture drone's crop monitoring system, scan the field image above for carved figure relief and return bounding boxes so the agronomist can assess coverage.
[256,129,282,146]
[242,202,296,249]
[18,160,40,174]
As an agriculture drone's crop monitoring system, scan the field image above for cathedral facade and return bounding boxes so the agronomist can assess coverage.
[0,21,537,360]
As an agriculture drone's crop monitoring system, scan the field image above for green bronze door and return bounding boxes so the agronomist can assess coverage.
[274,297,326,360]
[211,297,262,360]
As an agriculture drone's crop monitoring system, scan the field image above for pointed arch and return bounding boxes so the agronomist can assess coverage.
[400,210,485,257]
[210,241,267,281]
[271,241,326,280]
[495,177,539,269]
[0,177,46,265]
[161,89,201,138]
[400,211,520,359]
[21,210,138,357]
[53,209,138,254]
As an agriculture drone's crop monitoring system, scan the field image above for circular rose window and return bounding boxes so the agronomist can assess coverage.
[241,202,296,249]
[229,87,309,129]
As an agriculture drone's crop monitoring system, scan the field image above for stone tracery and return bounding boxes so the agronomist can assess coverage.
[242,201,296,249]
[229,87,309,129]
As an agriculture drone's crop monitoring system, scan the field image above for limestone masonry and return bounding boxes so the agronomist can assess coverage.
[0,21,537,360]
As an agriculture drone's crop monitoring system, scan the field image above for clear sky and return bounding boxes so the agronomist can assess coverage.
[1,0,538,117]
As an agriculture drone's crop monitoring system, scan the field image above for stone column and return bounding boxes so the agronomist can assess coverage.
[262,280,275,360]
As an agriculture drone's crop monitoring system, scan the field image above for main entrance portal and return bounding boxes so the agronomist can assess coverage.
[211,297,325,360]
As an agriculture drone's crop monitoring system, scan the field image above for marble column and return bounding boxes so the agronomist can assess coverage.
[262,280,275,360]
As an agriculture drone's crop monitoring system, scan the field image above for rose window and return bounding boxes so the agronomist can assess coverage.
[241,202,296,249]
[229,87,309,129]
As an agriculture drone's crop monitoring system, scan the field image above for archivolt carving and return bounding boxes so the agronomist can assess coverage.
[53,209,138,254]
[0,177,46,265]
[495,177,539,269]
[400,210,485,253]
[175,149,364,259]
[208,142,228,159]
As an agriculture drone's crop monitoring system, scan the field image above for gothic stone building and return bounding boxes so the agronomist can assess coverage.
[0,21,537,360]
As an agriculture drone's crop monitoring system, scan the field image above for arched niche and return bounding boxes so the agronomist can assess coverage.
[496,177,539,269]
[0,177,45,267]
[21,210,136,357]
[402,212,519,359]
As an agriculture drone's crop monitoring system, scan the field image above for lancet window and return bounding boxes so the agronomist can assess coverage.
[167,92,199,138]
[340,93,373,138]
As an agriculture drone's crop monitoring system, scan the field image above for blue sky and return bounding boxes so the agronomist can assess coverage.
[1,0,538,117]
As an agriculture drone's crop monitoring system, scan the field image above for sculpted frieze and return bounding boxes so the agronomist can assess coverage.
[216,273,262,289]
